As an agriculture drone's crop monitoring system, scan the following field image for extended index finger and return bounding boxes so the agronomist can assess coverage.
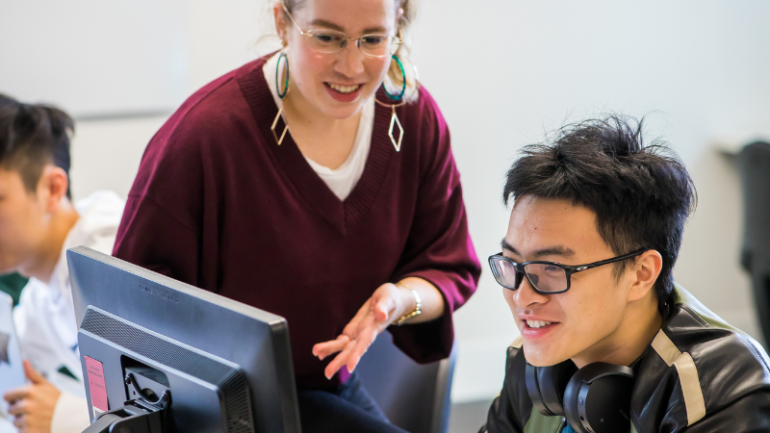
[312,335,351,360]
[3,386,29,403]
[323,338,357,379]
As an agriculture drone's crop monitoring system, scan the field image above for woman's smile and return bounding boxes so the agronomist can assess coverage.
[325,82,365,102]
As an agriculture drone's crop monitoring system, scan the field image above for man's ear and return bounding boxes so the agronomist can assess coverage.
[36,165,69,213]
[627,249,663,302]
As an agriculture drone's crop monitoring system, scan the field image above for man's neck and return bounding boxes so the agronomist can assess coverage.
[23,200,80,284]
[572,297,663,369]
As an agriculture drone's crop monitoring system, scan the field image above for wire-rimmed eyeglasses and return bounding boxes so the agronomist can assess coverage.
[488,248,650,294]
[281,3,402,58]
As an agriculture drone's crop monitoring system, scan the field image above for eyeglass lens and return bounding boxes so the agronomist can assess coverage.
[306,31,398,57]
[489,257,568,293]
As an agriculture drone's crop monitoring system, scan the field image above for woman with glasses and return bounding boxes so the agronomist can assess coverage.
[113,0,480,431]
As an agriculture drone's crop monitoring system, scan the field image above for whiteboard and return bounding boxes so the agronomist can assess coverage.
[0,0,189,118]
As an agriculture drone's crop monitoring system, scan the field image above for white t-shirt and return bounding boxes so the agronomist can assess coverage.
[14,190,124,433]
[263,53,374,201]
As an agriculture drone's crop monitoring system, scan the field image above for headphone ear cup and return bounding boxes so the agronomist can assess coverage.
[525,362,578,416]
[525,363,550,415]
[563,363,634,433]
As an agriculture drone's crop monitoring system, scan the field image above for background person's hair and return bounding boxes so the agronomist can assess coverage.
[0,93,74,199]
[503,115,697,314]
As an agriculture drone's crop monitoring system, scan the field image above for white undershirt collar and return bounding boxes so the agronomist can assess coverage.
[263,53,374,201]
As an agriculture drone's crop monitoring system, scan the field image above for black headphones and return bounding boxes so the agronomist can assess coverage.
[525,361,634,433]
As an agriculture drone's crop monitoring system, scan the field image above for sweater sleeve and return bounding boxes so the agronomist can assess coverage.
[112,110,214,290]
[388,90,481,363]
[114,195,202,284]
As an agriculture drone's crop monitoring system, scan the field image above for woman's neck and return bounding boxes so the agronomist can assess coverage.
[282,86,363,170]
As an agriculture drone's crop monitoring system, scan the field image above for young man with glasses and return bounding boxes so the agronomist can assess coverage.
[481,116,770,433]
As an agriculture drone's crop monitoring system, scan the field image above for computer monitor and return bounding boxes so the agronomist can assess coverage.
[67,246,301,433]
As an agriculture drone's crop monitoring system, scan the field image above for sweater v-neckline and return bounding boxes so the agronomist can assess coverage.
[238,58,394,235]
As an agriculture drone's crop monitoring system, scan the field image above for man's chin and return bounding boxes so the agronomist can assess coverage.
[0,259,23,276]
[522,345,570,367]
[0,266,15,276]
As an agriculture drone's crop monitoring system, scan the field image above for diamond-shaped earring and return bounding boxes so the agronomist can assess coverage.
[388,106,404,152]
[271,107,289,146]
[377,54,410,152]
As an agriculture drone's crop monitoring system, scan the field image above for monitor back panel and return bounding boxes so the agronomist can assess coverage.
[68,247,301,433]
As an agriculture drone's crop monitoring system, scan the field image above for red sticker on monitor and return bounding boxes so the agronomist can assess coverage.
[85,356,109,413]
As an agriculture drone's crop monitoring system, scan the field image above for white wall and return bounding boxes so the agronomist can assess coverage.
[70,116,167,200]
[14,0,770,404]
[0,0,189,117]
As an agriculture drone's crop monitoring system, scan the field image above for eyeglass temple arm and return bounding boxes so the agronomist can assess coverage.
[281,3,305,34]
[565,248,651,273]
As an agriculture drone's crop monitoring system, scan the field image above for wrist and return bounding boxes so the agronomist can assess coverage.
[393,282,422,325]
[395,282,414,315]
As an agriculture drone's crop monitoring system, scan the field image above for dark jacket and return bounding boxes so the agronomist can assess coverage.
[481,285,770,433]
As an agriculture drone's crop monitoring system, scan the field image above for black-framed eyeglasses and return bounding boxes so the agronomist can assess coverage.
[488,248,650,294]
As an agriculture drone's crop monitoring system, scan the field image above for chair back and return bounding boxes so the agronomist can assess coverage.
[739,141,770,348]
[357,332,457,433]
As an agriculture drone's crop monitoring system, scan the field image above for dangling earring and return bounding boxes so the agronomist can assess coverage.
[375,55,408,152]
[271,49,290,145]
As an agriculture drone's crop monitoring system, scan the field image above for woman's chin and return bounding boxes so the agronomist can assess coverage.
[319,102,367,120]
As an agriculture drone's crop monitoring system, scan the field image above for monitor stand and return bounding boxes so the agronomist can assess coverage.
[82,373,171,433]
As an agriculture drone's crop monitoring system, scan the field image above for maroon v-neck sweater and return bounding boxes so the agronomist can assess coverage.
[113,56,480,389]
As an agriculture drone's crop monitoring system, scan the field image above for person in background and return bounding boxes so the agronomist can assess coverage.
[112,0,480,431]
[0,94,125,433]
[481,116,770,433]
